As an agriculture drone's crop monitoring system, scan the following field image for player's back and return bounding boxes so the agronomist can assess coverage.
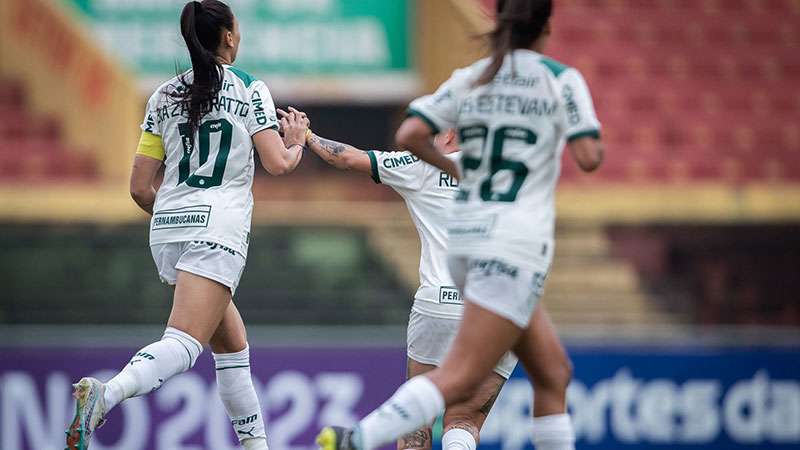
[143,66,278,256]
[410,49,600,268]
[367,150,464,319]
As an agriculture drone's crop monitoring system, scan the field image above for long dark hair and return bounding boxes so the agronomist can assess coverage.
[171,0,234,130]
[475,0,553,85]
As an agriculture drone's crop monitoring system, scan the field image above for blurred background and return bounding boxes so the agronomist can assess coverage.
[0,0,798,449]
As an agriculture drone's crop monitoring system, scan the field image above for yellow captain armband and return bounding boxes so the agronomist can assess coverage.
[136,131,165,161]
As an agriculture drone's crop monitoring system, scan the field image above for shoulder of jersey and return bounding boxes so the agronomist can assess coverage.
[226,66,259,89]
[538,55,573,78]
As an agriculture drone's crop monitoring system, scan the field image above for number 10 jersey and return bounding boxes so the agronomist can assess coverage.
[409,49,601,268]
[140,66,279,257]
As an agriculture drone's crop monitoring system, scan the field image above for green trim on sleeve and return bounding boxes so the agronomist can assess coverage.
[367,151,381,184]
[567,129,601,142]
[227,66,256,88]
[406,108,441,134]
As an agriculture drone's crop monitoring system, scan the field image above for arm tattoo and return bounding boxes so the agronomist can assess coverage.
[311,136,347,157]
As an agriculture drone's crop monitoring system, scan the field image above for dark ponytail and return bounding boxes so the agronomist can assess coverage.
[475,0,553,86]
[171,0,234,130]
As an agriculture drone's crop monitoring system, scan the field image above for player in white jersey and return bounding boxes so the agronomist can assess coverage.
[317,1,604,450]
[65,2,307,450]
[278,106,517,450]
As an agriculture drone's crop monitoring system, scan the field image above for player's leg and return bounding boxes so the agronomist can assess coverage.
[104,270,229,408]
[210,302,269,450]
[66,270,228,450]
[397,358,436,450]
[440,371,505,450]
[320,302,522,450]
[511,305,575,450]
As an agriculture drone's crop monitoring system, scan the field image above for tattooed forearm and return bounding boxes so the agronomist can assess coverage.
[310,135,347,157]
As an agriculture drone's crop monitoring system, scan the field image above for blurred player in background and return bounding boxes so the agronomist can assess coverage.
[65,1,307,449]
[317,0,603,450]
[279,106,519,450]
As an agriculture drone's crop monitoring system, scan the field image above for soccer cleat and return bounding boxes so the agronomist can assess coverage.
[316,426,357,450]
[65,377,107,450]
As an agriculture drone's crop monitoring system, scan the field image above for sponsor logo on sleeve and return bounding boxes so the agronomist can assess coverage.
[383,154,420,169]
[152,205,211,230]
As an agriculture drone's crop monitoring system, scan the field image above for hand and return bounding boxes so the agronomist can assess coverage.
[278,107,311,136]
[278,110,308,148]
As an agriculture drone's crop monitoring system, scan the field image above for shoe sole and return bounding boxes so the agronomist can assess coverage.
[65,379,92,450]
[316,427,338,450]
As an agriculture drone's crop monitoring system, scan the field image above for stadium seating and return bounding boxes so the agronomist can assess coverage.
[0,79,98,183]
[480,0,800,184]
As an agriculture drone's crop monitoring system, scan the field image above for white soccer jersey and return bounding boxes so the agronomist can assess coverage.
[141,66,279,256]
[409,49,600,267]
[367,151,463,319]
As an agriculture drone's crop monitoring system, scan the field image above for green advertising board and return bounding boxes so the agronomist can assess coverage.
[66,0,416,101]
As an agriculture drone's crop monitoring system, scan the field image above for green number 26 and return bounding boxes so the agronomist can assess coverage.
[459,125,536,202]
[177,118,233,188]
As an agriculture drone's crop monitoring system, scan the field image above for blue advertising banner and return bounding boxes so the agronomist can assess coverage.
[480,346,800,450]
[1,345,798,450]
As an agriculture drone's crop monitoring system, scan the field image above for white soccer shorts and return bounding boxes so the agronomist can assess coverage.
[406,310,518,379]
[150,240,246,295]
[448,255,550,329]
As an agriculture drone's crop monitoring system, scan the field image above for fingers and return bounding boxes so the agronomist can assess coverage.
[277,108,290,119]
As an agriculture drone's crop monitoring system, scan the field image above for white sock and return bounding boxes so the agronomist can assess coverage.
[355,376,445,450]
[213,345,268,450]
[103,327,202,412]
[531,414,575,450]
[442,428,476,450]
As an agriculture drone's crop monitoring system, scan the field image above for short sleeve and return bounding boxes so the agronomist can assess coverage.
[407,67,473,134]
[560,68,601,142]
[367,150,427,192]
[247,80,279,136]
[140,90,162,136]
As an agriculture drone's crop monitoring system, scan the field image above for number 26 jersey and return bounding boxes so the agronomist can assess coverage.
[409,50,601,267]
[140,66,278,257]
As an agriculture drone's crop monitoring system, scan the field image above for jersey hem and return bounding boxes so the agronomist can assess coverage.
[406,108,441,135]
[567,129,601,142]
[367,151,381,184]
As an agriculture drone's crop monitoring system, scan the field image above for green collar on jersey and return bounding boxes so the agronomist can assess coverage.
[539,56,569,77]
[227,66,256,88]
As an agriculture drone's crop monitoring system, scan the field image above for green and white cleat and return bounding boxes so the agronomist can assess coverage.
[65,377,107,450]
[316,426,357,450]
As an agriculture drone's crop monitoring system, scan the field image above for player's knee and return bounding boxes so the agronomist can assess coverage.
[535,354,572,393]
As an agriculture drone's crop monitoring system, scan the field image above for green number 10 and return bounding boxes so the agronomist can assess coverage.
[177,118,233,189]
[458,125,535,202]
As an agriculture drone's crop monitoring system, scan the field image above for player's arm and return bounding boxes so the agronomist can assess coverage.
[252,111,305,176]
[306,133,371,174]
[561,68,604,172]
[276,107,371,174]
[130,131,164,215]
[568,136,603,172]
[395,117,459,179]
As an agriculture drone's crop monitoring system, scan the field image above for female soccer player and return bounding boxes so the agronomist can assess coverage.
[317,1,603,450]
[279,105,519,450]
[65,2,307,449]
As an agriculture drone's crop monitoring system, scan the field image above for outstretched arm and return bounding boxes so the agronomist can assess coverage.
[395,116,459,179]
[306,133,372,174]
